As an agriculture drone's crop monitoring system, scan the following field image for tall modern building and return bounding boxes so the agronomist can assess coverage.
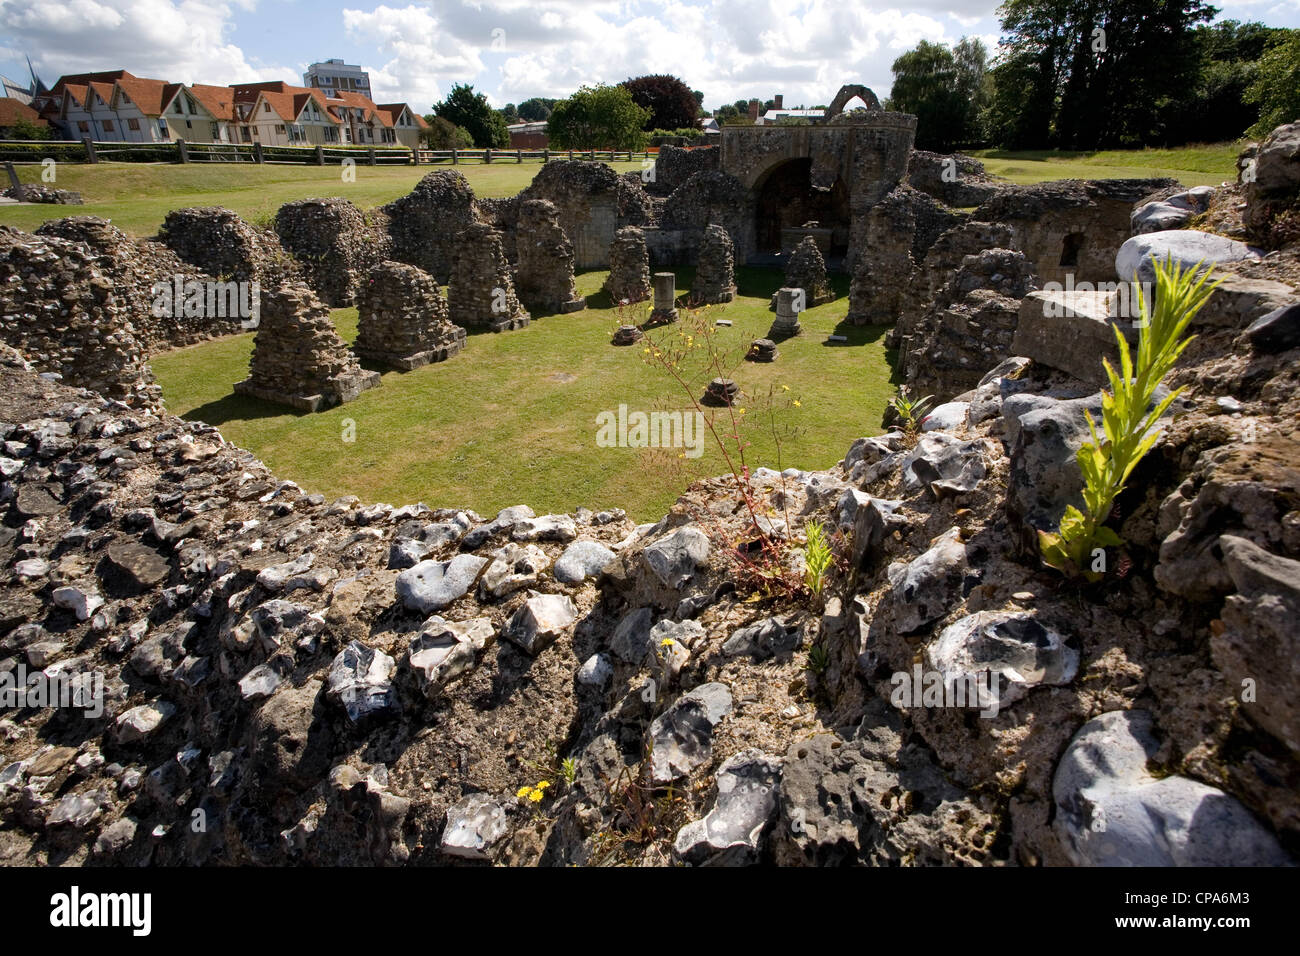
[302,59,371,97]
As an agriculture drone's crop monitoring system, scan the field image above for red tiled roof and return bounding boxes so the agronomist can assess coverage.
[378,103,429,128]
[0,99,46,128]
[187,83,238,122]
[51,70,133,93]
[113,76,174,116]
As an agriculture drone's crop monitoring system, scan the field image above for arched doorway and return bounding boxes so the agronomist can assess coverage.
[754,158,851,256]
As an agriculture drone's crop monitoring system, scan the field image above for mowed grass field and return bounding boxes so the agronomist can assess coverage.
[0,159,646,236]
[151,268,896,521]
[970,142,1239,187]
[8,142,1236,519]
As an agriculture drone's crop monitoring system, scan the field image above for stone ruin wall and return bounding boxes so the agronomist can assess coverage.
[275,198,392,307]
[383,170,482,283]
[158,206,290,287]
[234,283,379,412]
[447,222,530,332]
[517,161,654,269]
[602,226,652,304]
[513,199,584,314]
[649,144,720,195]
[0,226,159,409]
[691,223,736,304]
[354,260,465,370]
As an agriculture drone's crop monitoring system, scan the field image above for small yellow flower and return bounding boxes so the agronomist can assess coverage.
[538,780,551,790]
[516,785,533,799]
[659,637,676,647]
[737,408,746,416]
[528,789,545,803]
[781,384,790,392]
[793,399,802,407]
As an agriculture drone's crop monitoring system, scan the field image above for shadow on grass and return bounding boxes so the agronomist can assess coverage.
[183,391,304,427]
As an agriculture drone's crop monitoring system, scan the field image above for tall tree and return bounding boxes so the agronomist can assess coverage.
[620,74,699,130]
[987,0,1216,149]
[888,40,969,150]
[517,97,556,121]
[546,84,651,149]
[1245,30,1300,137]
[433,83,509,148]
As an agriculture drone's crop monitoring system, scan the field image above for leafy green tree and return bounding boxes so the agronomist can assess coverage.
[986,0,1216,150]
[1245,30,1300,138]
[889,40,968,150]
[517,97,556,121]
[433,83,509,148]
[620,74,699,130]
[546,84,651,149]
[6,116,50,140]
[499,102,520,124]
[421,115,474,149]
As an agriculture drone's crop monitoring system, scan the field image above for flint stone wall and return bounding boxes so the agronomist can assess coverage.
[603,227,652,304]
[235,283,380,411]
[159,207,288,286]
[691,223,736,304]
[906,151,1003,207]
[34,216,244,351]
[517,161,654,269]
[0,225,159,408]
[275,198,391,307]
[970,178,1177,285]
[447,222,530,332]
[514,199,584,314]
[385,170,482,282]
[355,261,465,370]
[651,145,720,195]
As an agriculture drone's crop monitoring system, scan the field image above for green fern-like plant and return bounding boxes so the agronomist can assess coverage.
[1038,255,1220,581]
[803,519,834,595]
[889,386,934,433]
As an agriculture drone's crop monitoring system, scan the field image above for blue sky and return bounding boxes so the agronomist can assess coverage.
[2,0,1298,112]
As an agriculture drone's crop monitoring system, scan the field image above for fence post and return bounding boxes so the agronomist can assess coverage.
[543,149,550,163]
[485,149,492,164]
[515,149,522,163]
[4,161,21,192]
[412,146,419,166]
[567,149,573,161]
[177,139,189,163]
[253,142,264,164]
[452,149,458,165]
[314,144,325,166]
[367,147,377,167]
[82,137,98,164]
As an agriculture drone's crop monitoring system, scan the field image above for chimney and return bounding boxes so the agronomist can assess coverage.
[748,98,760,121]
[774,94,783,110]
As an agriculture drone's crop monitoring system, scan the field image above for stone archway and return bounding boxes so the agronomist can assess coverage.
[753,158,851,255]
[826,84,881,118]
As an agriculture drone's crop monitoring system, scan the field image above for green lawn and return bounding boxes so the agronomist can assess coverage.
[150,268,896,521]
[0,159,645,236]
[970,142,1239,186]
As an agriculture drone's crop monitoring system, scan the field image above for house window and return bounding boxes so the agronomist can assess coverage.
[210,122,220,138]
[263,102,271,113]
[324,127,338,142]
[185,120,192,129]
[175,100,184,114]
[102,119,114,132]
[158,120,170,140]
[128,118,140,131]
[276,124,285,134]
[77,121,89,132]
[384,129,395,143]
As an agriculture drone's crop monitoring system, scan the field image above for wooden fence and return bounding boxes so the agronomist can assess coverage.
[0,138,656,167]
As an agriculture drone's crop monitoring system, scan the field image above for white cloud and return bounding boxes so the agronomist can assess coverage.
[0,0,293,84]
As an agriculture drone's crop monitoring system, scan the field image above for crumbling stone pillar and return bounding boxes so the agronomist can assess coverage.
[354,261,466,370]
[275,197,391,307]
[768,288,803,339]
[847,187,917,326]
[514,199,585,314]
[234,282,380,411]
[691,224,736,304]
[0,226,160,409]
[603,226,651,303]
[650,273,679,324]
[782,235,834,306]
[447,222,531,332]
[384,170,481,283]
